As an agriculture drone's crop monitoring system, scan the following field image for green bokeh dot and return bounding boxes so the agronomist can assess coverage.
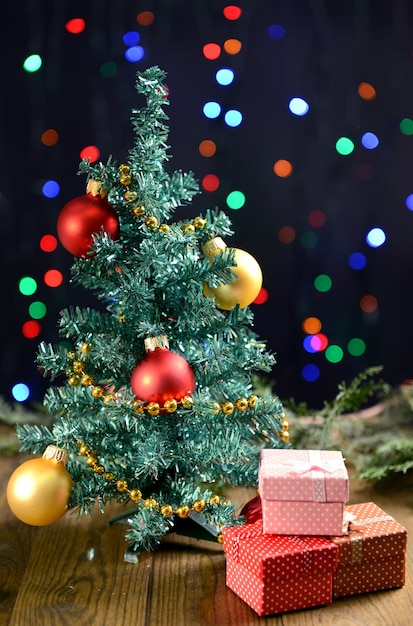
[347,337,366,356]
[29,301,47,320]
[335,137,355,155]
[19,276,38,296]
[226,190,246,210]
[23,54,42,73]
[400,118,413,136]
[100,61,117,78]
[300,231,318,249]
[314,274,332,292]
[325,345,344,363]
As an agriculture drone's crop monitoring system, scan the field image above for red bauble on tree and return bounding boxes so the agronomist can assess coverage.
[57,180,120,257]
[131,336,196,406]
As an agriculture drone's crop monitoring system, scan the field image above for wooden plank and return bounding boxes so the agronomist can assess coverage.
[1,454,413,625]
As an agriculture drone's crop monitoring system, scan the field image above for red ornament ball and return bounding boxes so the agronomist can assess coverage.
[130,348,196,405]
[57,192,120,257]
[240,495,262,524]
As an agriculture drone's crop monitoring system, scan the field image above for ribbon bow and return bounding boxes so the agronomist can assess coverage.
[280,451,344,502]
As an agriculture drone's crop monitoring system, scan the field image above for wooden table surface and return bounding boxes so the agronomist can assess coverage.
[1,452,412,626]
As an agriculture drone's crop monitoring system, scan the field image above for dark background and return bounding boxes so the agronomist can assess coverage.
[1,0,413,409]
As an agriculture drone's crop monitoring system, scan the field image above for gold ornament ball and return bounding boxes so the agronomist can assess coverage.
[7,449,72,526]
[203,248,263,310]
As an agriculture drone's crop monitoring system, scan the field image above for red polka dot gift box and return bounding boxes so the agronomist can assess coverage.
[259,449,349,536]
[329,501,407,598]
[222,520,339,616]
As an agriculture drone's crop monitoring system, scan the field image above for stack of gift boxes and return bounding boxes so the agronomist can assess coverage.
[222,449,407,617]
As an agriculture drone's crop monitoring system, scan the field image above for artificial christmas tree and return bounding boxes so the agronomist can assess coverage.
[8,66,287,556]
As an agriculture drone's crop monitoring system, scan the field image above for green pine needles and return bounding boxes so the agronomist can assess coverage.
[16,66,287,555]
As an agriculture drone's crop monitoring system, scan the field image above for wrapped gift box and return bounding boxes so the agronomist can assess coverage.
[329,501,407,598]
[259,448,349,536]
[222,521,338,616]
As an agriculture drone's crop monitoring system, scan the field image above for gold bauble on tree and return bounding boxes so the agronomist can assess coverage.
[202,237,263,310]
[6,446,73,526]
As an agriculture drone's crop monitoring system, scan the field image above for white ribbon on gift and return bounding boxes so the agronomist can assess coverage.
[279,450,344,502]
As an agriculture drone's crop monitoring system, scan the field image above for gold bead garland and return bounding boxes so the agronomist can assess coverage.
[77,440,223,524]
[117,164,207,235]
[280,413,290,443]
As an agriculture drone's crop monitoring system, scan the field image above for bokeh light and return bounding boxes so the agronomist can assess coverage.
[42,180,60,198]
[300,231,318,249]
[44,269,64,288]
[335,137,355,155]
[347,337,366,356]
[254,288,269,304]
[136,11,154,26]
[65,18,86,34]
[100,61,117,77]
[400,118,413,135]
[203,43,221,60]
[40,234,58,252]
[224,39,242,54]
[199,140,216,157]
[226,190,245,209]
[203,101,221,119]
[361,132,379,149]
[302,363,320,382]
[19,276,37,296]
[288,97,309,116]
[308,210,326,228]
[80,145,100,162]
[366,227,386,247]
[12,383,30,402]
[348,252,367,270]
[325,345,344,363]
[360,294,378,312]
[216,68,234,86]
[125,46,144,62]
[273,159,293,177]
[278,226,296,243]
[223,5,242,20]
[224,109,242,127]
[123,31,140,46]
[268,24,285,40]
[303,336,318,353]
[202,174,220,192]
[311,333,328,351]
[405,194,413,211]
[22,320,41,339]
[302,317,322,334]
[23,54,42,73]
[314,274,332,292]
[358,82,376,100]
[41,129,58,146]
[29,301,47,319]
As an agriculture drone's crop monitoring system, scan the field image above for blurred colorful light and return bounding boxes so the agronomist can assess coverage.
[314,274,332,292]
[203,102,221,119]
[123,31,140,46]
[254,288,269,304]
[22,320,41,339]
[65,18,86,34]
[12,383,30,402]
[361,132,379,149]
[268,24,285,40]
[40,234,58,252]
[202,174,220,192]
[358,82,376,100]
[136,11,154,26]
[23,54,42,73]
[288,97,309,116]
[226,190,245,210]
[302,317,322,334]
[216,68,234,85]
[325,345,344,363]
[41,129,59,146]
[80,145,100,162]
[347,337,366,356]
[366,227,386,247]
[278,226,296,243]
[224,109,242,127]
[203,43,221,60]
[125,46,144,62]
[348,252,367,270]
[19,276,37,296]
[224,39,242,54]
[273,159,293,177]
[223,5,242,20]
[199,140,216,157]
[302,364,320,382]
[336,137,355,155]
[44,269,63,288]
[400,118,413,135]
[42,180,60,198]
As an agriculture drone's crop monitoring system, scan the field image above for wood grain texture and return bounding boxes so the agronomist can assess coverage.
[1,452,412,626]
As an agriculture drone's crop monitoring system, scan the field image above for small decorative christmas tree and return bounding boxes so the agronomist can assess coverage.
[7,67,288,556]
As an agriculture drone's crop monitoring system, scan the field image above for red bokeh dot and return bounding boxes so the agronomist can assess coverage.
[223,5,242,20]
[203,43,221,60]
[44,269,64,287]
[22,320,41,339]
[254,288,269,304]
[40,234,58,252]
[65,18,86,34]
[202,174,220,192]
[80,145,100,163]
